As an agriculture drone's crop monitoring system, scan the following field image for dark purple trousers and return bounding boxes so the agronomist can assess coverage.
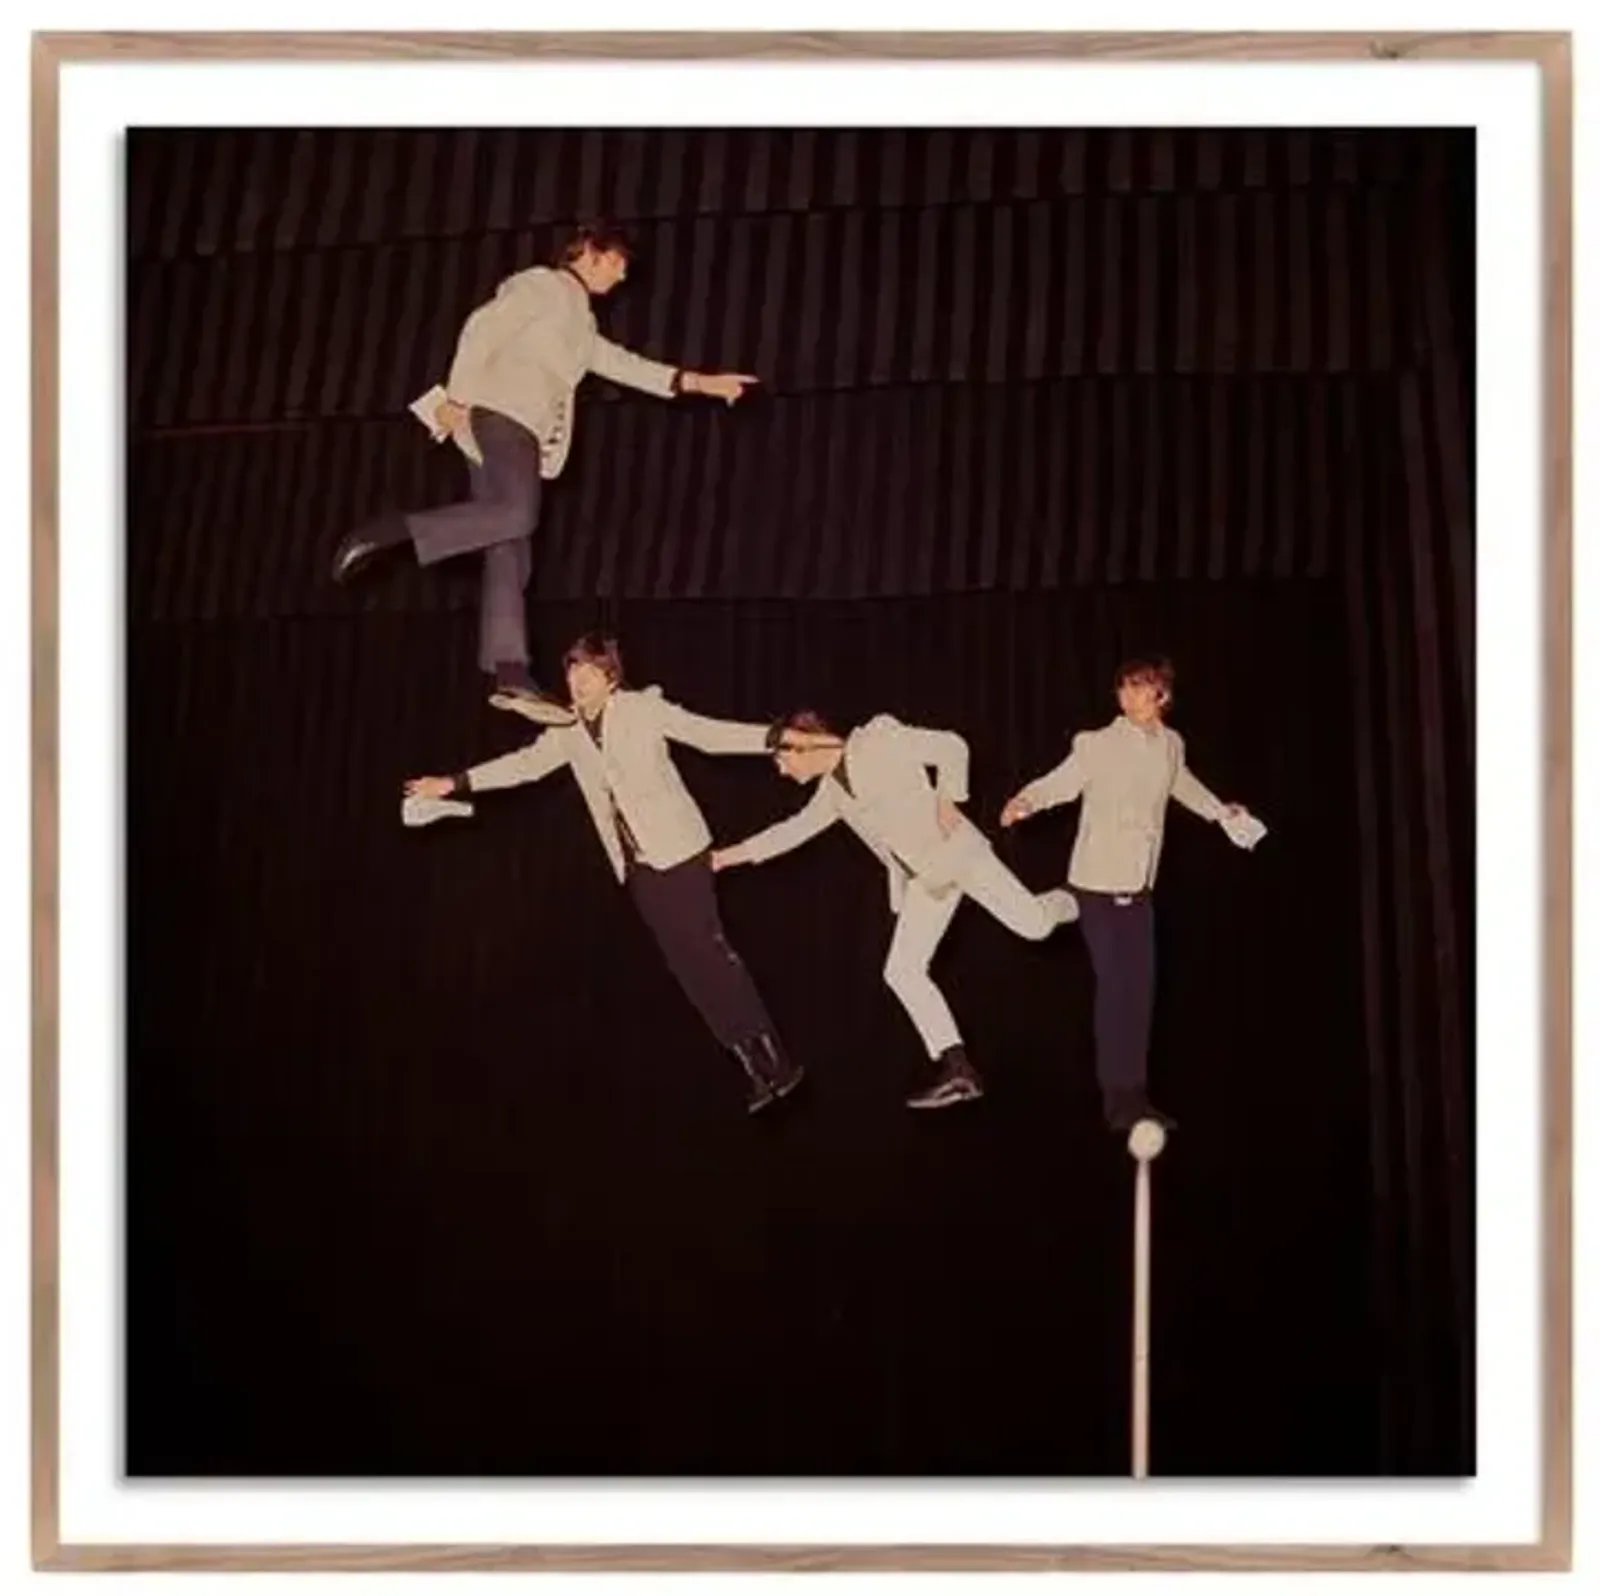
[1075,889,1156,1093]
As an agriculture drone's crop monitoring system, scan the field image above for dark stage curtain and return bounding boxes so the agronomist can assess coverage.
[129,586,1375,1476]
[130,375,1380,615]
[130,182,1425,421]
[124,127,1475,1475]
[128,127,1457,261]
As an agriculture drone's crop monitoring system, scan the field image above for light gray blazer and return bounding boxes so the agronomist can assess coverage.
[1015,716,1225,894]
[720,714,985,912]
[465,687,769,881]
[445,266,679,478]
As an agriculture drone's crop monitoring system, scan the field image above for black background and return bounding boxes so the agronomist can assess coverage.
[125,128,1473,1476]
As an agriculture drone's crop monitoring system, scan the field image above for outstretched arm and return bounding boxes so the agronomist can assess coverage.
[1172,765,1228,821]
[1170,733,1231,822]
[1001,734,1092,827]
[712,785,840,872]
[590,336,760,406]
[588,334,681,399]
[655,697,772,757]
[464,732,571,793]
[405,731,571,802]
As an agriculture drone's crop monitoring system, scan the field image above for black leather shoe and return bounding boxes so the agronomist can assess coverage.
[331,533,383,584]
[906,1045,984,1109]
[756,1032,805,1100]
[331,513,409,584]
[731,1033,803,1113]
[1104,1089,1176,1133]
[730,1039,778,1114]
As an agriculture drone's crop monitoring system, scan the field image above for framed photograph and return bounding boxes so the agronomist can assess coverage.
[32,28,1572,1571]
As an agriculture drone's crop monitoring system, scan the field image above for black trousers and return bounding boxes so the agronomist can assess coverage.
[1076,889,1156,1094]
[627,852,778,1049]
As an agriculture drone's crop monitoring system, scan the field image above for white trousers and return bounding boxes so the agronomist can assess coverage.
[881,843,1077,1057]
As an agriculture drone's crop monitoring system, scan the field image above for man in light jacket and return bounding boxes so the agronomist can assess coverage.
[1000,657,1260,1131]
[404,633,801,1113]
[712,711,1080,1110]
[335,222,758,718]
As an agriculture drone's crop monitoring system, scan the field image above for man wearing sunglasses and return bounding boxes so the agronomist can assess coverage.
[711,710,1079,1110]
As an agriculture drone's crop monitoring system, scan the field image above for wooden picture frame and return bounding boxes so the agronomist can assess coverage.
[31,28,1572,1572]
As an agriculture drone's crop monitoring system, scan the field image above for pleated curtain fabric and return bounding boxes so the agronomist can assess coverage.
[125,126,1475,1471]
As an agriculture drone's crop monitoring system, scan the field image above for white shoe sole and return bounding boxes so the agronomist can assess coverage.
[907,1082,984,1110]
[488,692,578,726]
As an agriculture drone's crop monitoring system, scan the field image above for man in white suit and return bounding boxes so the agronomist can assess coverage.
[711,711,1080,1110]
[1000,657,1260,1131]
[404,634,801,1113]
[334,222,758,717]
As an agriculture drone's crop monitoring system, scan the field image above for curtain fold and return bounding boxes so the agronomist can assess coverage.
[128,586,1377,1476]
[128,374,1393,617]
[124,126,1476,1474]
[129,184,1437,430]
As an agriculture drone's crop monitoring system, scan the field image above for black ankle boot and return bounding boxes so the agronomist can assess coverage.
[906,1045,984,1109]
